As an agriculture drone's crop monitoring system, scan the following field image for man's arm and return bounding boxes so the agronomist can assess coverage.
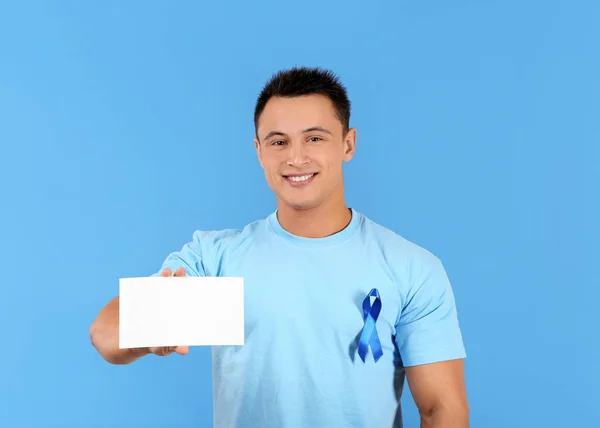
[406,359,469,428]
[393,252,468,427]
[89,267,189,364]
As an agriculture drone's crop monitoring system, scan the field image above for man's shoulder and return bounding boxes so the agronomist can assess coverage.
[357,211,443,268]
[188,214,271,248]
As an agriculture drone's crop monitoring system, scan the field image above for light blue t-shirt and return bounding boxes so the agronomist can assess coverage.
[156,208,466,428]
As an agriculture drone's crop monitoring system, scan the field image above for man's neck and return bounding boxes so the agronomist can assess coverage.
[276,199,352,239]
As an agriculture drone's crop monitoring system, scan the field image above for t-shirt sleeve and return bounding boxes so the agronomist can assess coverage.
[395,255,466,367]
[151,230,234,277]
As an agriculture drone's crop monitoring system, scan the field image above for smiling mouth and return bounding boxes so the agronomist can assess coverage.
[284,173,316,182]
[282,173,318,185]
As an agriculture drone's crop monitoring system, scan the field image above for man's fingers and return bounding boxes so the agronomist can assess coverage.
[162,347,176,356]
[149,346,188,357]
[149,346,172,356]
[160,267,186,277]
[161,346,187,356]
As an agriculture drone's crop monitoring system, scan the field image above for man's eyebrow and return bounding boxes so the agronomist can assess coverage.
[303,126,332,135]
[263,130,287,141]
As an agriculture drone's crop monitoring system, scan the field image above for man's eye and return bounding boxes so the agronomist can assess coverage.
[272,140,286,146]
[309,137,322,142]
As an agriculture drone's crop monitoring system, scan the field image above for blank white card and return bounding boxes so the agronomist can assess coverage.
[119,276,244,349]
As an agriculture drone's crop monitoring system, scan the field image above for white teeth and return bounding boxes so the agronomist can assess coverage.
[288,174,314,182]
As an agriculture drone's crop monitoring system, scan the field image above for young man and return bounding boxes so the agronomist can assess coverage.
[90,67,469,428]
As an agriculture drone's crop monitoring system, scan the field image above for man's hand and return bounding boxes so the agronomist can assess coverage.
[146,267,189,357]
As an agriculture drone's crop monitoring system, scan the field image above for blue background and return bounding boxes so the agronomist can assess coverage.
[1,1,598,426]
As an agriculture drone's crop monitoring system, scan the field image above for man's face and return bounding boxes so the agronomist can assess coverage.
[254,94,356,211]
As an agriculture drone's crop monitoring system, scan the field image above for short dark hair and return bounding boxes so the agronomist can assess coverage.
[254,66,351,137]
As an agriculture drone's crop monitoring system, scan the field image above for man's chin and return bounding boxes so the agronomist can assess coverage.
[278,196,319,211]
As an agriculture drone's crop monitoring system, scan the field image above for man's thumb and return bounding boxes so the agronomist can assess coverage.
[174,346,189,355]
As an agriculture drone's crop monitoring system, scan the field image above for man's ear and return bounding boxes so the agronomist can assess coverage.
[254,137,264,168]
[343,128,357,162]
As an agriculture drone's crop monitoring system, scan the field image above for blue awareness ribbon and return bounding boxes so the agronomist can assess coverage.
[358,288,383,363]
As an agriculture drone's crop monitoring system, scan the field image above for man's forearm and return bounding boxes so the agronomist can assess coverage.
[89,296,150,364]
[421,404,469,428]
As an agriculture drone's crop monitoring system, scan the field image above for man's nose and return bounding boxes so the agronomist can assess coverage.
[286,141,310,166]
